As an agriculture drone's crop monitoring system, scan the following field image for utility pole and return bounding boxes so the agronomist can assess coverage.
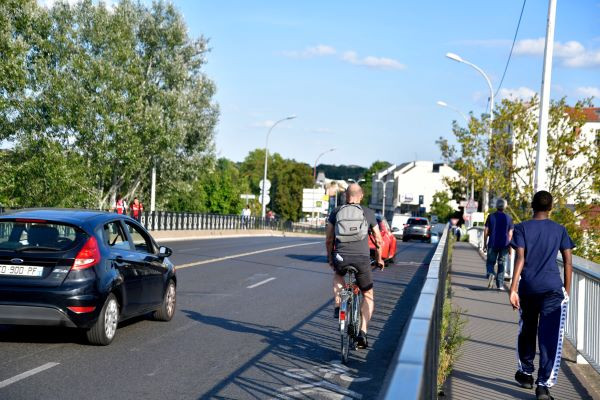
[534,0,557,192]
[150,164,156,212]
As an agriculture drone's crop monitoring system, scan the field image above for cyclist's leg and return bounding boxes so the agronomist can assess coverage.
[352,256,374,333]
[333,273,345,307]
[361,288,374,333]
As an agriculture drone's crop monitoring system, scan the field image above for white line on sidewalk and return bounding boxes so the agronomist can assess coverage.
[175,241,321,270]
[0,362,60,389]
[247,277,277,289]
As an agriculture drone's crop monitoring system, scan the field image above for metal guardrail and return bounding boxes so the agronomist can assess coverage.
[467,224,600,374]
[381,224,451,400]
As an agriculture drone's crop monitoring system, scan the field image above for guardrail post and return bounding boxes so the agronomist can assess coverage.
[576,273,588,364]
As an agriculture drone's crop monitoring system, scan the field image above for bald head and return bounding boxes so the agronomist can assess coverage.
[346,183,364,204]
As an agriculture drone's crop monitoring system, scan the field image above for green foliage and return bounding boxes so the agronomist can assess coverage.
[430,191,455,223]
[314,164,366,181]
[438,293,467,392]
[361,160,392,206]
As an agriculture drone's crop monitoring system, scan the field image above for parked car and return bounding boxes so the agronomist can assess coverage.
[369,215,397,264]
[390,214,412,239]
[0,209,176,345]
[402,217,432,242]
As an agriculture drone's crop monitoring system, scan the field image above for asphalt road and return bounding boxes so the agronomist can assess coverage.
[0,236,436,400]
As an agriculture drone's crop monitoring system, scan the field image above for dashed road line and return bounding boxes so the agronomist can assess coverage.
[247,277,277,289]
[0,362,60,389]
[176,241,321,270]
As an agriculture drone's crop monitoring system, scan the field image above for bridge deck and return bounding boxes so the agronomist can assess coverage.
[445,242,593,399]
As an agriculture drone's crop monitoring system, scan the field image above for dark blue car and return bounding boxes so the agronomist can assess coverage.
[0,209,176,345]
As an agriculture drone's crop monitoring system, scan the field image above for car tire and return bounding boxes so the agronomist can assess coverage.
[86,293,119,346]
[153,280,176,322]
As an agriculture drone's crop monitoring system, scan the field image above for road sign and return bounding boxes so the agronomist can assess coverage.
[465,199,478,214]
[259,179,271,191]
[258,194,270,205]
[240,194,256,200]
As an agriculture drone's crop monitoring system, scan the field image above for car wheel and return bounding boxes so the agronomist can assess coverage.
[154,280,176,321]
[86,293,119,346]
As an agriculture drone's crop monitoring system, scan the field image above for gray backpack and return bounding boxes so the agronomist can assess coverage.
[334,204,368,242]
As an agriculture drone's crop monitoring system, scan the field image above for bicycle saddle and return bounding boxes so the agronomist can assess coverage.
[342,265,359,274]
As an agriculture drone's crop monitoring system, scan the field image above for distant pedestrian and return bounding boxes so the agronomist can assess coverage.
[131,197,144,221]
[483,198,513,290]
[241,205,251,229]
[113,195,127,215]
[509,191,574,400]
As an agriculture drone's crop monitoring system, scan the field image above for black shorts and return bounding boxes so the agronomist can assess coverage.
[333,253,373,292]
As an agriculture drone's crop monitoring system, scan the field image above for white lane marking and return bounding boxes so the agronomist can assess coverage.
[0,362,60,389]
[175,241,321,270]
[247,277,276,289]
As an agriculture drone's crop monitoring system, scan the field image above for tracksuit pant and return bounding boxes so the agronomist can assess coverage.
[517,288,568,387]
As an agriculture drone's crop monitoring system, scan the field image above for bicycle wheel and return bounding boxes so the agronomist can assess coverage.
[352,293,362,337]
[341,300,352,364]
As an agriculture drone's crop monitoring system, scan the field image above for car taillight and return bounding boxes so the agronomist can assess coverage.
[72,236,100,270]
[67,306,96,313]
[426,225,431,230]
[339,311,346,321]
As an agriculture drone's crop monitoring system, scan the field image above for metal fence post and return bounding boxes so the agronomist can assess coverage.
[576,273,587,364]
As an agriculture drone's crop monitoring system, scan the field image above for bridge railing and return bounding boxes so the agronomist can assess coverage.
[381,224,451,400]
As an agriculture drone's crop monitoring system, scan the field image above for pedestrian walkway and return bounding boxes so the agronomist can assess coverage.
[445,242,593,399]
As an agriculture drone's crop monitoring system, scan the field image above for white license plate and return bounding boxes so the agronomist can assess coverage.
[0,264,44,277]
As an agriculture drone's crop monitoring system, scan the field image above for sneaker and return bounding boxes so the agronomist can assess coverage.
[355,330,368,349]
[515,370,534,389]
[497,286,506,291]
[536,385,554,400]
[487,274,495,289]
[334,307,340,319]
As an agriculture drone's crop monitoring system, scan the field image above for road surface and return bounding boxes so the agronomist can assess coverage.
[0,236,436,399]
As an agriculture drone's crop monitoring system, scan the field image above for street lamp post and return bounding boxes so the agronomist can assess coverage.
[313,148,336,181]
[261,115,296,218]
[375,179,394,221]
[436,100,470,125]
[446,52,494,213]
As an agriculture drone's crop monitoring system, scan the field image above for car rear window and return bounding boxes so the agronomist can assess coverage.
[0,220,86,252]
[407,218,429,226]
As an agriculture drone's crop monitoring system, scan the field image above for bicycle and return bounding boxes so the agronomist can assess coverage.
[338,266,362,364]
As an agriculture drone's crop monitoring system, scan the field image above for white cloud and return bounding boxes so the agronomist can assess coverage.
[514,38,600,68]
[282,44,337,59]
[454,39,512,47]
[284,44,405,71]
[499,86,537,102]
[341,51,405,70]
[576,86,600,98]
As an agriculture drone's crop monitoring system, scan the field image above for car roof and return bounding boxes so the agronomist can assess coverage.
[0,208,124,227]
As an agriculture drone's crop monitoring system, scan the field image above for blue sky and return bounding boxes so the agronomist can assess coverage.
[63,1,600,168]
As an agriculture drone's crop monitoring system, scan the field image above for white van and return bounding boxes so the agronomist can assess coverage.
[390,214,412,239]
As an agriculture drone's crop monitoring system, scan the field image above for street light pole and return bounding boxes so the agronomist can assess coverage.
[534,0,557,192]
[261,115,296,218]
[313,148,336,181]
[375,179,394,221]
[436,100,469,125]
[446,52,494,213]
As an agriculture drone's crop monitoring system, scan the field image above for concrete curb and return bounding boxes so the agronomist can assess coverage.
[149,230,324,243]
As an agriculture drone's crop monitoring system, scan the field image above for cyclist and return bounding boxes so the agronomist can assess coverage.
[326,183,383,349]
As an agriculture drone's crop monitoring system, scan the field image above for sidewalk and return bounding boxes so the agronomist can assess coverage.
[445,242,594,399]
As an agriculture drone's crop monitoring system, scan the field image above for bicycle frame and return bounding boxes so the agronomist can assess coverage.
[339,268,362,363]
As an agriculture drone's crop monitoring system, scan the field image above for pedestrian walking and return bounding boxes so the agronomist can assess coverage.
[131,197,144,222]
[509,191,574,400]
[483,198,513,290]
[113,195,127,215]
[241,205,251,229]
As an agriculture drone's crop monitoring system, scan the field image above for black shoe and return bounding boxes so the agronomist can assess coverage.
[536,385,554,400]
[515,370,534,389]
[355,330,368,349]
[334,307,340,319]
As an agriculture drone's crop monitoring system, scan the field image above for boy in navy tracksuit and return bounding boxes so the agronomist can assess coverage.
[509,191,574,400]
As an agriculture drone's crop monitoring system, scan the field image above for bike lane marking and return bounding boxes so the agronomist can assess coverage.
[247,277,277,289]
[175,241,321,270]
[0,362,60,389]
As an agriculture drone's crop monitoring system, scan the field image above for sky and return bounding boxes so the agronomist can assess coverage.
[43,1,600,169]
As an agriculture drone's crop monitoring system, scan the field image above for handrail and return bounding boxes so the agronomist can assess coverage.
[380,224,451,400]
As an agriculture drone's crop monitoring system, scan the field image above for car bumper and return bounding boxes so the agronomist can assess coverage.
[0,304,78,327]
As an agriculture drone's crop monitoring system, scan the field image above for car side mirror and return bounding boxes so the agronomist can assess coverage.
[159,246,172,258]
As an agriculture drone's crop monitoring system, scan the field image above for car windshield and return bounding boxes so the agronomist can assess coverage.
[407,218,429,226]
[0,220,86,252]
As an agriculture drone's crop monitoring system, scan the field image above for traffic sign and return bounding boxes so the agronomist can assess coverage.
[465,199,478,214]
[240,194,256,200]
[259,179,271,191]
[258,194,270,205]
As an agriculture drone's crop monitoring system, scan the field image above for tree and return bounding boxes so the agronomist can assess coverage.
[429,191,455,223]
[361,160,392,206]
